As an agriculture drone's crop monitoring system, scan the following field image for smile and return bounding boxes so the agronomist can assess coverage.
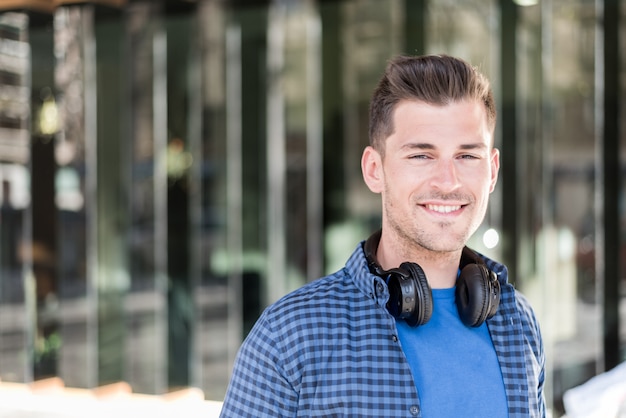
[425,204,462,214]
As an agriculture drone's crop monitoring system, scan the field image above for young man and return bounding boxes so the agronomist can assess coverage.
[220,54,545,417]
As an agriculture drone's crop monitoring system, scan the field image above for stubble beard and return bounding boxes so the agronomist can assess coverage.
[383,193,481,257]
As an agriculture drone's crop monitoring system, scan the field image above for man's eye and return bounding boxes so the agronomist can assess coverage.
[460,154,480,160]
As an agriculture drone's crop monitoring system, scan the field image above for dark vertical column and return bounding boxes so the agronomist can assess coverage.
[30,12,57,380]
[164,5,196,388]
[237,5,268,335]
[599,0,620,372]
[94,5,127,386]
[320,1,345,226]
[403,0,425,55]
[499,0,519,283]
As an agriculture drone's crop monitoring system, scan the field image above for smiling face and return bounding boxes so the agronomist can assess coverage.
[362,99,500,261]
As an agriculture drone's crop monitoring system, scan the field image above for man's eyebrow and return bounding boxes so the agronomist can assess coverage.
[400,142,488,150]
[400,142,435,150]
[459,143,488,150]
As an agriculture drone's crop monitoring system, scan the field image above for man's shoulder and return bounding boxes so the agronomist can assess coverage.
[249,265,384,352]
[264,243,372,318]
[260,267,359,323]
[273,268,352,306]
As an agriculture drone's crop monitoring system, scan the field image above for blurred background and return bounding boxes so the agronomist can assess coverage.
[0,0,623,416]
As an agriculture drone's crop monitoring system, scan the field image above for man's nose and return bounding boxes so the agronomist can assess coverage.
[430,159,462,192]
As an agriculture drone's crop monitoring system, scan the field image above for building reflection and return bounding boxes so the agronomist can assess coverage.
[0,1,623,417]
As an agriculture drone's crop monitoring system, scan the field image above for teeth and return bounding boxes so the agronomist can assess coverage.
[427,204,461,213]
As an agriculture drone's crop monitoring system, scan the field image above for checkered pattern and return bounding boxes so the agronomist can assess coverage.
[483,257,546,417]
[220,242,545,417]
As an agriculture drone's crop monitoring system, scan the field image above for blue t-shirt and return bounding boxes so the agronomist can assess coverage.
[397,287,509,417]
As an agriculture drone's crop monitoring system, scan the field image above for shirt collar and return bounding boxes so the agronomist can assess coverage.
[344,241,390,308]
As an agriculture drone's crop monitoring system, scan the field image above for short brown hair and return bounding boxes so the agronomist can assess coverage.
[368,54,496,153]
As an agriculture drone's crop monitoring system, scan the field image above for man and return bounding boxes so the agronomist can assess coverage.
[220,54,545,417]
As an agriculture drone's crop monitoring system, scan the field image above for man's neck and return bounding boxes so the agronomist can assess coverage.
[376,232,462,289]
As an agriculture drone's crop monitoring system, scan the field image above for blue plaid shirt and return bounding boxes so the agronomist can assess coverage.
[220,242,545,417]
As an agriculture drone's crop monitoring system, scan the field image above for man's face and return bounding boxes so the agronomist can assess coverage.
[362,99,500,254]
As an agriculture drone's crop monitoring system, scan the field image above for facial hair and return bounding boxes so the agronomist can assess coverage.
[383,185,487,258]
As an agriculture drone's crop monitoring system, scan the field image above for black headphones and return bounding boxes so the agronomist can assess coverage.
[364,229,501,328]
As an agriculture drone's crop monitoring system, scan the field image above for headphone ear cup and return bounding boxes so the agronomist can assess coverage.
[455,264,500,327]
[386,262,433,327]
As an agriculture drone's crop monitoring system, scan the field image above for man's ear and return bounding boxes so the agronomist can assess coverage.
[361,146,384,193]
[489,147,500,193]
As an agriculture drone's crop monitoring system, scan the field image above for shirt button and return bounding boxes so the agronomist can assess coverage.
[409,405,419,415]
[392,335,398,342]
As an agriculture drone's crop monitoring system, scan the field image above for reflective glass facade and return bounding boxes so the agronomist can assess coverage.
[0,0,623,416]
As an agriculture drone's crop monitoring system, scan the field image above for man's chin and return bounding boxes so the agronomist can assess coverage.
[417,235,468,254]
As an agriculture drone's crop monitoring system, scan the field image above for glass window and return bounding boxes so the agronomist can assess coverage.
[0,2,623,415]
[0,12,32,383]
